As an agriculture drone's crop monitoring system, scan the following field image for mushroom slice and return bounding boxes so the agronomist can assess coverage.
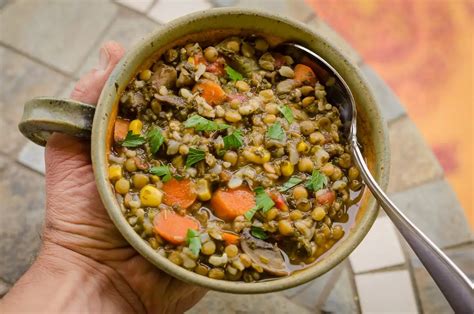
[154,94,186,107]
[240,229,289,276]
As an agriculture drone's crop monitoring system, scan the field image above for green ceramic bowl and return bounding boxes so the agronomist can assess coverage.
[19,8,389,293]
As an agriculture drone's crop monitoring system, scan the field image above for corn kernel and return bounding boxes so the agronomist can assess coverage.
[196,179,211,201]
[139,185,163,207]
[296,141,309,153]
[242,147,271,164]
[108,164,122,181]
[280,160,294,177]
[128,119,143,135]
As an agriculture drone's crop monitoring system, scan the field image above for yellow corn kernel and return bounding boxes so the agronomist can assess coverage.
[196,179,211,201]
[280,160,294,177]
[128,119,143,135]
[139,185,163,207]
[108,164,122,181]
[139,69,152,81]
[242,147,271,165]
[187,56,195,66]
[296,141,309,153]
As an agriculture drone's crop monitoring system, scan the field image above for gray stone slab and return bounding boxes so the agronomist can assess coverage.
[410,242,473,314]
[0,0,118,74]
[0,162,45,283]
[188,290,311,314]
[387,117,444,193]
[391,179,473,248]
[359,64,406,123]
[229,0,314,23]
[77,7,159,78]
[321,266,360,314]
[306,17,363,67]
[17,141,45,175]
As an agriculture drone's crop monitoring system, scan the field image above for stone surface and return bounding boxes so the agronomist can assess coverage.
[0,278,11,298]
[188,291,311,314]
[391,179,473,248]
[0,163,45,283]
[148,0,212,24]
[355,270,418,313]
[77,7,159,78]
[410,242,473,314]
[17,142,45,174]
[388,117,444,193]
[321,266,360,313]
[0,47,67,156]
[306,17,363,66]
[0,0,118,74]
[359,64,406,123]
[349,216,405,274]
[116,0,154,12]
[231,0,314,23]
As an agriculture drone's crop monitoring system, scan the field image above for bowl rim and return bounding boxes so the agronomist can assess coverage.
[91,7,390,294]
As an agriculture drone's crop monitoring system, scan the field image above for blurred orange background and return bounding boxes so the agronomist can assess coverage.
[307,0,473,227]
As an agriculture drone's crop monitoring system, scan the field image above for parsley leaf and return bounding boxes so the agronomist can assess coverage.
[147,127,164,154]
[184,115,230,131]
[121,131,146,147]
[279,105,294,123]
[223,130,244,150]
[278,176,304,192]
[266,121,285,141]
[149,165,172,183]
[186,229,201,256]
[185,148,205,168]
[225,65,243,81]
[250,226,268,240]
[244,187,275,220]
[305,169,328,191]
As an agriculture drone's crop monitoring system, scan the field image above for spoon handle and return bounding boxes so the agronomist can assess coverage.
[351,141,474,313]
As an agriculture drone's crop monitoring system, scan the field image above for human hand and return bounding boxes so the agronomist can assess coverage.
[1,42,206,314]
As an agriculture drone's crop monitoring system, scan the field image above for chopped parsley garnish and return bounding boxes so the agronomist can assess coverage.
[149,165,172,183]
[305,169,328,191]
[185,148,205,168]
[266,121,285,141]
[250,226,268,240]
[279,105,294,123]
[244,187,275,220]
[186,229,201,256]
[223,130,244,150]
[147,127,164,154]
[225,65,244,81]
[278,176,304,192]
[184,115,230,131]
[121,131,146,147]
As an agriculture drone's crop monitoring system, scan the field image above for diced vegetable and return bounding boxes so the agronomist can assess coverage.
[211,186,256,221]
[294,64,317,86]
[222,232,240,245]
[192,80,227,106]
[114,118,129,142]
[162,178,197,209]
[154,210,199,245]
[139,185,163,207]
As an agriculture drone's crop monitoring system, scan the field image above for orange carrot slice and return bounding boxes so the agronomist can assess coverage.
[114,118,129,142]
[211,186,256,221]
[153,210,199,245]
[192,80,227,106]
[162,178,197,209]
[222,232,240,245]
[294,64,317,86]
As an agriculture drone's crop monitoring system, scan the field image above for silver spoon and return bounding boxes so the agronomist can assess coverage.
[278,42,474,312]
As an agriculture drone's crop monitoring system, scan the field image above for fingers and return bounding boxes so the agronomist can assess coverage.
[70,41,125,104]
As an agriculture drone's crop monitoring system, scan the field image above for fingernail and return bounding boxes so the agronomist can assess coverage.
[99,47,110,71]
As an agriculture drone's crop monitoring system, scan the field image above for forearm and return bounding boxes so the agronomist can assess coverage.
[0,243,144,314]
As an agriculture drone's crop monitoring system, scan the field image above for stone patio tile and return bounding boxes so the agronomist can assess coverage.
[148,0,212,24]
[388,117,444,193]
[77,7,159,78]
[359,64,406,123]
[17,142,45,175]
[115,0,154,13]
[349,216,405,274]
[390,179,473,248]
[0,0,118,74]
[230,0,313,23]
[0,278,11,298]
[355,270,418,313]
[306,17,363,66]
[188,291,311,314]
[0,162,45,283]
[410,242,473,314]
[321,266,360,314]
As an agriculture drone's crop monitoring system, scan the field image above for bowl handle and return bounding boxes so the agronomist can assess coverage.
[18,97,96,146]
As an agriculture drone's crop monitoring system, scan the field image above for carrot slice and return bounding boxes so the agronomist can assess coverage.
[162,178,197,209]
[211,186,256,221]
[294,64,317,86]
[114,118,129,142]
[270,191,288,211]
[153,210,199,245]
[192,80,227,106]
[222,232,240,245]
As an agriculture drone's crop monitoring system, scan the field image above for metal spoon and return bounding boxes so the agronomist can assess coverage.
[278,42,474,312]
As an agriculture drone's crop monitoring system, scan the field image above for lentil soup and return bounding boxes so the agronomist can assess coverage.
[108,35,364,282]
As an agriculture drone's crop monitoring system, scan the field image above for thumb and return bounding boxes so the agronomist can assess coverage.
[45,41,125,181]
